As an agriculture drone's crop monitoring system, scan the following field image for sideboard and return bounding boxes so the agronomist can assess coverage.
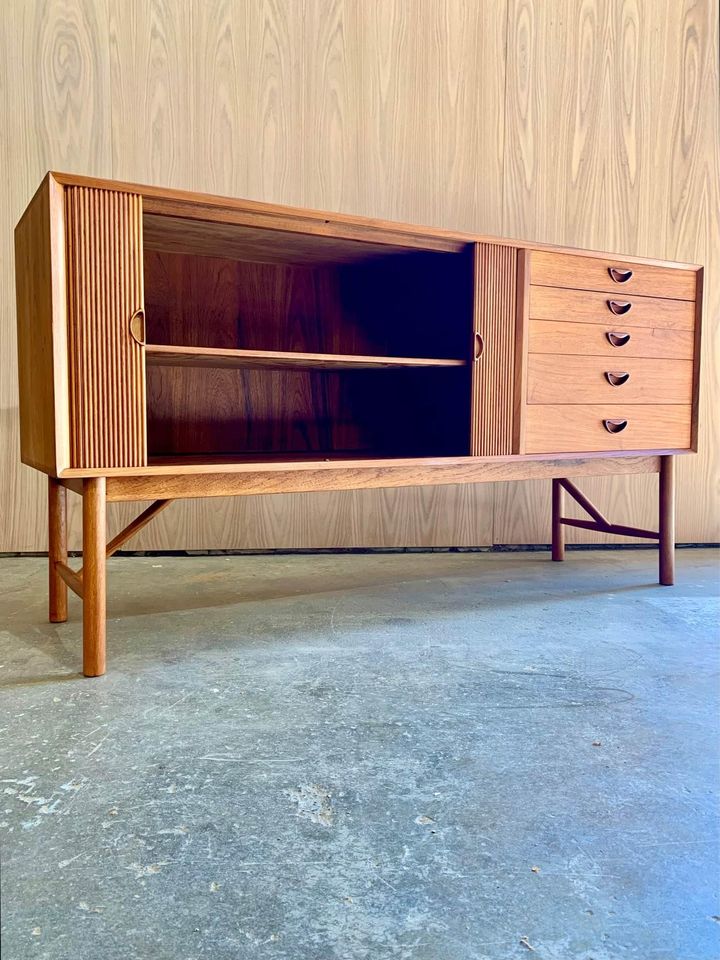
[15,173,703,676]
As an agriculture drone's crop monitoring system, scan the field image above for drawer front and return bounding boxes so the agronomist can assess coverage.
[530,250,697,301]
[529,319,695,360]
[529,285,695,330]
[525,404,692,453]
[527,355,693,405]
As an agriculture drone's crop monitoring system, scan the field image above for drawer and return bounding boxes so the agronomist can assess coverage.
[528,319,694,360]
[530,250,697,301]
[525,404,692,453]
[529,285,695,330]
[527,355,693,405]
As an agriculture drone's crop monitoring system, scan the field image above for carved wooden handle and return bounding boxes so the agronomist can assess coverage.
[608,266,633,283]
[607,299,632,315]
[603,418,628,433]
[129,309,145,345]
[606,331,631,347]
[474,332,484,360]
[605,371,630,386]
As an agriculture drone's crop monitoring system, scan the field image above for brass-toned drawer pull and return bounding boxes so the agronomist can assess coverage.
[605,371,630,386]
[607,299,632,315]
[129,308,146,345]
[603,418,628,434]
[606,331,631,347]
[608,266,633,283]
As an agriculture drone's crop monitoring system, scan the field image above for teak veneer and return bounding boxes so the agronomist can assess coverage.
[15,173,704,676]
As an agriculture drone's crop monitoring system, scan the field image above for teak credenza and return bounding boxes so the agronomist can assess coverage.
[15,173,703,676]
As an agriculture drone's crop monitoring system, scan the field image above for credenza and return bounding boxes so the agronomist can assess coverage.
[15,173,703,676]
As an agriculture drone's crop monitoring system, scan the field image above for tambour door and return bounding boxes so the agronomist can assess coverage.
[470,243,522,456]
[64,186,147,469]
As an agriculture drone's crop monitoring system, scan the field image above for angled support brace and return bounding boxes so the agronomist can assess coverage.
[104,499,172,559]
[47,479,173,676]
[551,456,675,586]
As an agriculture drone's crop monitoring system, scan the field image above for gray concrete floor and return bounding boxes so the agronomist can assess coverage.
[1,549,719,960]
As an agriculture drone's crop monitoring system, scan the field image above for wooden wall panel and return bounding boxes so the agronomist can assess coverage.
[496,0,720,546]
[1,0,111,551]
[1,0,718,552]
[106,0,503,551]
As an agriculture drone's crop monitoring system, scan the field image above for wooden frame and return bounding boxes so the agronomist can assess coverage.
[16,173,702,676]
[551,455,675,585]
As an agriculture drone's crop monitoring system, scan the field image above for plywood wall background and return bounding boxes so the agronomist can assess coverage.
[1,0,718,552]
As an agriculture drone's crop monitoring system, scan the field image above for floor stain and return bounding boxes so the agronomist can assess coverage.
[286,784,334,827]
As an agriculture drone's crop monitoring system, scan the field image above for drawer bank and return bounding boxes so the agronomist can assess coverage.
[15,173,703,676]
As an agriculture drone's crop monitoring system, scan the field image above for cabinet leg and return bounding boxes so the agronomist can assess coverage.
[48,477,68,623]
[82,478,107,677]
[551,479,565,562]
[659,455,675,586]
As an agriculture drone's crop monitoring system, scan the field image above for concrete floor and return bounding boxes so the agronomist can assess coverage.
[0,549,718,960]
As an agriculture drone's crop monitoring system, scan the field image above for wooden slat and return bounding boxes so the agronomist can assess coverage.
[65,186,146,469]
[559,518,659,540]
[472,243,519,455]
[101,454,662,502]
[145,343,466,371]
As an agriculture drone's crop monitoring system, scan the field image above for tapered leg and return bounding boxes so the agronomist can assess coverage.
[551,479,565,562]
[659,455,675,586]
[48,477,68,622]
[82,478,107,676]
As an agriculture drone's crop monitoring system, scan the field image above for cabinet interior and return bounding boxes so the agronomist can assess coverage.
[143,217,475,463]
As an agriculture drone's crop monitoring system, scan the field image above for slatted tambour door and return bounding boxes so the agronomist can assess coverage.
[471,243,519,456]
[65,187,146,468]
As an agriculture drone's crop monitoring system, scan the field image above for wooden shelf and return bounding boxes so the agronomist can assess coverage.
[148,451,396,466]
[145,343,467,371]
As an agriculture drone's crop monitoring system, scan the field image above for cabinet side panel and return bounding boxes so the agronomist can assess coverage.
[14,176,68,474]
[471,243,518,456]
[690,267,703,452]
[65,186,146,468]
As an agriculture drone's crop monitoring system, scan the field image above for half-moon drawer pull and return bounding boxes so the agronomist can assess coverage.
[607,299,632,315]
[129,308,146,345]
[606,331,631,347]
[604,371,630,386]
[474,332,484,360]
[608,266,633,283]
[603,418,628,434]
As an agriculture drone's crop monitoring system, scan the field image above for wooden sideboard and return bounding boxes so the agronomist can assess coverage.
[15,173,703,676]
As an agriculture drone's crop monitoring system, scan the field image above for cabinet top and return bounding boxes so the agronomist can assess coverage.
[22,171,702,273]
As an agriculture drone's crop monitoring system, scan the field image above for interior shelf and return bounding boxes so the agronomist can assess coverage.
[147,451,410,466]
[145,344,467,371]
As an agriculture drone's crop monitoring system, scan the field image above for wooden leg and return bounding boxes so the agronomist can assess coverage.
[551,478,565,561]
[659,455,675,586]
[48,477,68,622]
[82,478,107,677]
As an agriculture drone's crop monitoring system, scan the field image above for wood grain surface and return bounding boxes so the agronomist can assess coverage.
[497,0,719,545]
[2,0,718,550]
[65,186,146,468]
